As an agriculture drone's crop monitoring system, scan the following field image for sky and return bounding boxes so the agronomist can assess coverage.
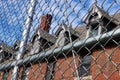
[0,0,120,46]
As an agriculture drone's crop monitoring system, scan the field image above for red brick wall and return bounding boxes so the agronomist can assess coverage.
[92,46,120,80]
[2,46,120,80]
[15,46,120,80]
[54,55,80,80]
[6,67,23,80]
[0,70,12,80]
[0,71,4,80]
[28,62,47,80]
[18,67,24,80]
[0,55,80,80]
[7,70,12,80]
[26,55,80,80]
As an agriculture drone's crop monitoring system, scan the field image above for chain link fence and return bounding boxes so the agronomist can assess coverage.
[0,0,120,80]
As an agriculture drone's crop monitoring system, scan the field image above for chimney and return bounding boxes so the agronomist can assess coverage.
[40,14,52,32]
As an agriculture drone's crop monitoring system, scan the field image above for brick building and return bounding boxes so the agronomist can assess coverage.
[0,4,120,80]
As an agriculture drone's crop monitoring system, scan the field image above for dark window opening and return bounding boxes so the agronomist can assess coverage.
[71,34,79,41]
[0,51,12,62]
[39,38,54,51]
[64,31,71,45]
[65,31,78,43]
[89,12,98,22]
[90,23,99,37]
[78,54,92,77]
[21,65,31,80]
[44,61,56,80]
[102,17,117,32]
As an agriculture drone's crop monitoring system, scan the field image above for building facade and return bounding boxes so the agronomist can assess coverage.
[0,4,120,80]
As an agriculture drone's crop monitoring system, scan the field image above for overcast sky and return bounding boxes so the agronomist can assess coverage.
[0,0,120,46]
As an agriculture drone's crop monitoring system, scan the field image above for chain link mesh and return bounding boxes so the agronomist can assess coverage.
[0,0,120,80]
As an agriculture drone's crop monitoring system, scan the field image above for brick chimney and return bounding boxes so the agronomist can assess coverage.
[40,14,52,32]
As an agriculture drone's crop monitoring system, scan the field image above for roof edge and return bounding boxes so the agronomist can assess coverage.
[0,26,120,71]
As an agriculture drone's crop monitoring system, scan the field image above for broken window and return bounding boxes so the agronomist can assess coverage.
[21,65,31,80]
[78,54,92,77]
[44,60,56,80]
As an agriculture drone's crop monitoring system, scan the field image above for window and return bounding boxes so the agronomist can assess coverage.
[3,71,9,80]
[78,54,92,77]
[21,65,31,80]
[102,17,118,32]
[44,61,56,80]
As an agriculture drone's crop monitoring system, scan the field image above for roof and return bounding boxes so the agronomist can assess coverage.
[75,25,87,40]
[0,42,14,53]
[113,13,120,23]
[13,40,32,52]
[31,28,57,44]
[55,23,79,37]
[2,25,120,70]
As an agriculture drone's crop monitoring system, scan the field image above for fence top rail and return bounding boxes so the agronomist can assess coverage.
[0,26,120,71]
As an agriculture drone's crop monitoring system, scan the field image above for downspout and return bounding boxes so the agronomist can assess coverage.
[12,0,37,80]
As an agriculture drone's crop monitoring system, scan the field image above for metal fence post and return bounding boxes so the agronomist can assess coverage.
[12,0,37,80]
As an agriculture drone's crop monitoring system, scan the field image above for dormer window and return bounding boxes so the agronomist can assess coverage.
[55,23,79,47]
[85,4,118,38]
